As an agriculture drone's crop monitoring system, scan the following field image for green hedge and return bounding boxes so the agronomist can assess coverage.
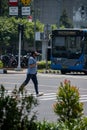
[38,60,51,69]
[0,60,3,68]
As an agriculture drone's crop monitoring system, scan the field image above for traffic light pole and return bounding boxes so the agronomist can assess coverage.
[15,0,22,71]
[17,27,22,70]
[16,0,23,71]
[33,0,36,50]
[15,24,22,71]
[44,24,50,70]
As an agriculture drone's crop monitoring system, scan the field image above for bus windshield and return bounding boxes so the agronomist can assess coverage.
[52,36,85,59]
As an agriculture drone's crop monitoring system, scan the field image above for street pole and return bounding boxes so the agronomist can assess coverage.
[15,0,22,71]
[34,0,36,50]
[15,24,23,71]
[17,27,22,70]
[45,24,51,70]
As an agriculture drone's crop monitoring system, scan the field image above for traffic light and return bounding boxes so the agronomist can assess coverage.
[18,24,24,39]
[18,24,24,31]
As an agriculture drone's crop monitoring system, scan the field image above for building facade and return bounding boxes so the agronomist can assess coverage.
[33,0,87,28]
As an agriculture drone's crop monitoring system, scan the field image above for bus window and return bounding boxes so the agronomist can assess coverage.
[54,37,65,46]
[53,37,66,50]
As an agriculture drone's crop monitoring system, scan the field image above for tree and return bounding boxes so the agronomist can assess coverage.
[53,79,83,128]
[59,9,73,28]
[0,17,44,54]
[0,0,8,16]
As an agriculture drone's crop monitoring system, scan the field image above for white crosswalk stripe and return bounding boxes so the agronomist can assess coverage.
[39,93,56,101]
[4,91,87,103]
[79,95,87,102]
[38,93,87,102]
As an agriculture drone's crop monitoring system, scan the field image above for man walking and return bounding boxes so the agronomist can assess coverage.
[19,51,43,97]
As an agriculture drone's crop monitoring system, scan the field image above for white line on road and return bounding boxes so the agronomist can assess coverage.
[4,91,87,102]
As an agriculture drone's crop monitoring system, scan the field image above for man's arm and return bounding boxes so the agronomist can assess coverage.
[29,63,36,68]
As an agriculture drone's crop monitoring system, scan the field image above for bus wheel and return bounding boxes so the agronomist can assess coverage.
[61,70,66,74]
[84,71,87,75]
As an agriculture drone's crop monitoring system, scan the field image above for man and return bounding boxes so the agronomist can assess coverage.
[19,51,43,97]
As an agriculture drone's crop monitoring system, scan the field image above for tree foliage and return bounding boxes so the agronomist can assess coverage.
[0,17,44,54]
[59,9,73,28]
[0,84,38,130]
[0,0,8,16]
[53,79,83,126]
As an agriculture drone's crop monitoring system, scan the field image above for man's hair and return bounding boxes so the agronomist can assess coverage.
[30,51,39,56]
[30,51,35,56]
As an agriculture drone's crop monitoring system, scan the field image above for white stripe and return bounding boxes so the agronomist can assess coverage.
[80,97,87,100]
[80,95,87,97]
[38,73,87,79]
[80,99,87,102]
[4,91,87,102]
[40,97,56,101]
[39,93,56,98]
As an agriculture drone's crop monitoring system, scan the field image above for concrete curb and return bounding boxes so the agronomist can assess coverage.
[42,69,60,74]
[7,69,27,74]
[0,69,7,74]
[1,68,60,75]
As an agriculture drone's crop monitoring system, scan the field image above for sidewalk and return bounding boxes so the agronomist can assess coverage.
[7,68,59,75]
[1,68,60,74]
[7,68,27,74]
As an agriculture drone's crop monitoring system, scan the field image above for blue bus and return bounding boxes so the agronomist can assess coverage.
[50,29,87,74]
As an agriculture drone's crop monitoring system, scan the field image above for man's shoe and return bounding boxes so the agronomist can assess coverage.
[18,85,25,93]
[36,92,44,97]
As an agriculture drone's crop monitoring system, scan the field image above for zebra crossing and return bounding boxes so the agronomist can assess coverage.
[38,93,56,101]
[3,90,87,103]
[38,93,87,103]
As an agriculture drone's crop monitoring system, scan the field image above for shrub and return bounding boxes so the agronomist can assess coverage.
[0,60,3,68]
[37,120,59,130]
[38,60,51,69]
[53,79,83,127]
[0,85,38,130]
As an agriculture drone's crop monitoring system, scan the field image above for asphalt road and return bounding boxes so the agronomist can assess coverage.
[0,70,87,122]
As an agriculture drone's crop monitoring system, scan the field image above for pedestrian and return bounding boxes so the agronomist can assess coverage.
[19,50,43,97]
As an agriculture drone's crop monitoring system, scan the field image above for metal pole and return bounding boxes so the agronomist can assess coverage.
[34,0,36,50]
[46,46,48,70]
[17,29,21,70]
[15,0,22,71]
[34,19,36,50]
[45,24,49,70]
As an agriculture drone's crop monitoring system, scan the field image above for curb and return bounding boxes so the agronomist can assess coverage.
[0,69,7,74]
[0,68,60,75]
[7,69,27,74]
[42,70,60,74]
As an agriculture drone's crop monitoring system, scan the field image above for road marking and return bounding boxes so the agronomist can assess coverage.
[38,93,87,103]
[79,95,87,102]
[0,73,87,79]
[4,91,87,103]
[38,73,87,79]
[38,93,56,101]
